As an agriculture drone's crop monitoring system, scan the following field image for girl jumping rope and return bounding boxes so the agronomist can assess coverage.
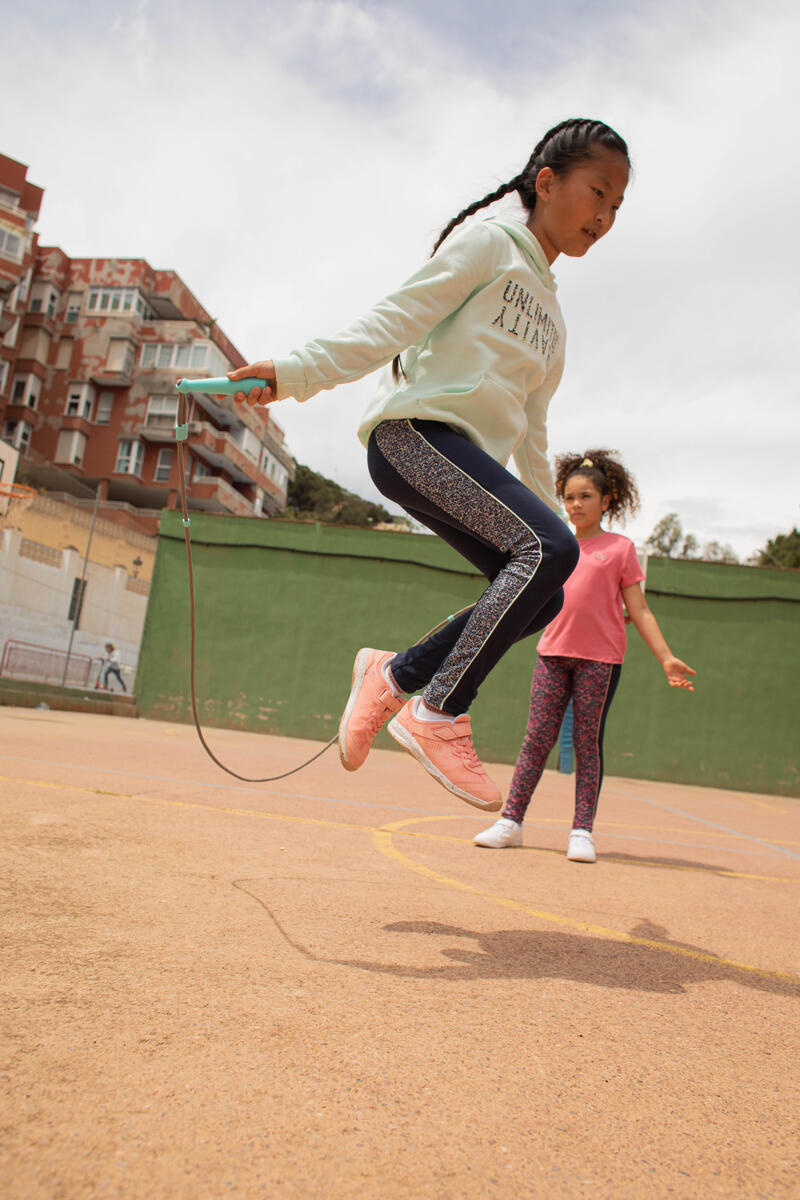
[228,118,630,812]
[474,450,695,860]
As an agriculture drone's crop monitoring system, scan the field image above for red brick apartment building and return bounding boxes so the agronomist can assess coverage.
[0,153,294,534]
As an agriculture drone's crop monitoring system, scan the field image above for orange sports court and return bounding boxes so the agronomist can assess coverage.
[2,705,797,1199]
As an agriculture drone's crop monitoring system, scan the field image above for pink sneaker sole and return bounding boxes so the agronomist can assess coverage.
[387,709,502,811]
[338,648,400,772]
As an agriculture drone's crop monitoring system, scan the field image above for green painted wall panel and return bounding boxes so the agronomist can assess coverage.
[135,511,800,796]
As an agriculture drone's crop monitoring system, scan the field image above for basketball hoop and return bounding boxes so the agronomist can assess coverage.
[0,482,37,521]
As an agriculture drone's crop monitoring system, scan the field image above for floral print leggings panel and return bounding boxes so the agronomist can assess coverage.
[503,655,622,831]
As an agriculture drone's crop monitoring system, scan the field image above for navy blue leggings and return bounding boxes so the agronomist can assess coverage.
[367,419,579,715]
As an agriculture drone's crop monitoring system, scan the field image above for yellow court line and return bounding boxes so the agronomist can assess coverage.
[373,817,800,987]
[3,773,799,884]
[5,772,800,983]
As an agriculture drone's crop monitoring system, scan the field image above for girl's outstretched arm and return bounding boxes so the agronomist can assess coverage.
[621,583,696,691]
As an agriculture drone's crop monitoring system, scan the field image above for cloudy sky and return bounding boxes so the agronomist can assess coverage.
[5,0,799,558]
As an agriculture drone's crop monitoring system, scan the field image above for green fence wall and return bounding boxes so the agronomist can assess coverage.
[135,511,800,797]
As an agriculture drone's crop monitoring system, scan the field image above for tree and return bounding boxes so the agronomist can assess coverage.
[284,463,394,527]
[646,513,684,557]
[645,514,738,562]
[702,540,739,564]
[754,527,800,569]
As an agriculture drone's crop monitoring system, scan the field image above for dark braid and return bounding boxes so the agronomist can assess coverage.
[392,117,629,381]
[554,449,640,526]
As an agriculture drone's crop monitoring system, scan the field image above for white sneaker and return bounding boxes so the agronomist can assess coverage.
[566,829,596,863]
[473,817,523,848]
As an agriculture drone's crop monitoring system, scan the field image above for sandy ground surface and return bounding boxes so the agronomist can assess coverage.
[1,706,798,1200]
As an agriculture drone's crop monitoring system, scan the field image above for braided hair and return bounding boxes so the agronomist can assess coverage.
[392,118,630,381]
[554,449,640,526]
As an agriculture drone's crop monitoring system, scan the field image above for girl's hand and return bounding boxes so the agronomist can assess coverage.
[221,361,277,406]
[661,657,696,691]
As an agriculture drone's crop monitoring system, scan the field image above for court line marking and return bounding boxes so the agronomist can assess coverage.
[372,817,800,987]
[5,773,800,987]
[3,754,799,850]
[612,788,800,860]
[2,772,799,882]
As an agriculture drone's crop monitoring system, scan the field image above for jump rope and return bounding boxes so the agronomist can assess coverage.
[173,376,470,784]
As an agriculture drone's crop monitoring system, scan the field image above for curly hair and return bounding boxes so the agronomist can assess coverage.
[554,449,640,526]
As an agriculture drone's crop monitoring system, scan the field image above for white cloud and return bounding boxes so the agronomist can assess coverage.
[5,0,799,558]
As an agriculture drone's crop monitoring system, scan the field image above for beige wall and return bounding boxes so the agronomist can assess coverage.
[5,495,156,581]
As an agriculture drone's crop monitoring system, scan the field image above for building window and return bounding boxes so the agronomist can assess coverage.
[65,384,94,419]
[138,340,230,375]
[29,280,60,315]
[107,338,135,375]
[146,394,178,428]
[0,361,8,395]
[56,338,74,371]
[2,420,33,455]
[193,458,212,480]
[95,392,114,424]
[12,374,40,408]
[55,429,88,467]
[237,427,260,461]
[0,226,23,262]
[66,293,81,324]
[116,439,144,476]
[87,288,152,317]
[19,327,51,363]
[155,448,173,482]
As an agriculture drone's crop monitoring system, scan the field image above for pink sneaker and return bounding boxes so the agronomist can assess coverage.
[387,700,502,811]
[338,648,404,771]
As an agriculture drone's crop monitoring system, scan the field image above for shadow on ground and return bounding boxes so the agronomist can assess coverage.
[234,881,800,998]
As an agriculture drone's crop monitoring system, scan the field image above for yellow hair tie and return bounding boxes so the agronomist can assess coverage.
[580,457,594,468]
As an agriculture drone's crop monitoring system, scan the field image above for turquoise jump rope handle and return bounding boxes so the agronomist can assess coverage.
[175,376,270,397]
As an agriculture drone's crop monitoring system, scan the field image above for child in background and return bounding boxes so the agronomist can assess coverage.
[228,121,631,812]
[474,450,695,860]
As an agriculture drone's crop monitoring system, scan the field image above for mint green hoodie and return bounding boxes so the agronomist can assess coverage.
[272,218,566,512]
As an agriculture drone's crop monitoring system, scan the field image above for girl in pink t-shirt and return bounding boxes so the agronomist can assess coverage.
[475,450,695,862]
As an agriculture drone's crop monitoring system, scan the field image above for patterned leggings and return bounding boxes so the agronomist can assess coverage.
[503,655,621,831]
[367,419,579,715]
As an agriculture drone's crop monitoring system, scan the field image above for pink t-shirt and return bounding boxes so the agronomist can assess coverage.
[536,530,645,664]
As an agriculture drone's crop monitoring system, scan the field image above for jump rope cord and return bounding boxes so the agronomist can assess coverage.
[174,394,470,783]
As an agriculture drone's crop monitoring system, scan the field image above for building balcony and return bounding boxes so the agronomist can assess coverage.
[0,308,17,335]
[90,368,132,388]
[189,474,255,517]
[2,402,43,429]
[135,418,286,506]
[58,414,92,434]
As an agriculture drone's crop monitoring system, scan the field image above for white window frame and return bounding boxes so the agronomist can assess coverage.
[154,448,173,482]
[146,394,178,428]
[65,292,81,324]
[65,383,95,420]
[106,338,135,375]
[3,419,33,453]
[0,226,23,262]
[55,429,88,467]
[12,373,40,408]
[0,360,8,395]
[115,438,144,476]
[137,341,230,375]
[95,392,114,424]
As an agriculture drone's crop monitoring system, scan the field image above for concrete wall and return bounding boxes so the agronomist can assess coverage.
[0,526,149,683]
[135,511,800,797]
